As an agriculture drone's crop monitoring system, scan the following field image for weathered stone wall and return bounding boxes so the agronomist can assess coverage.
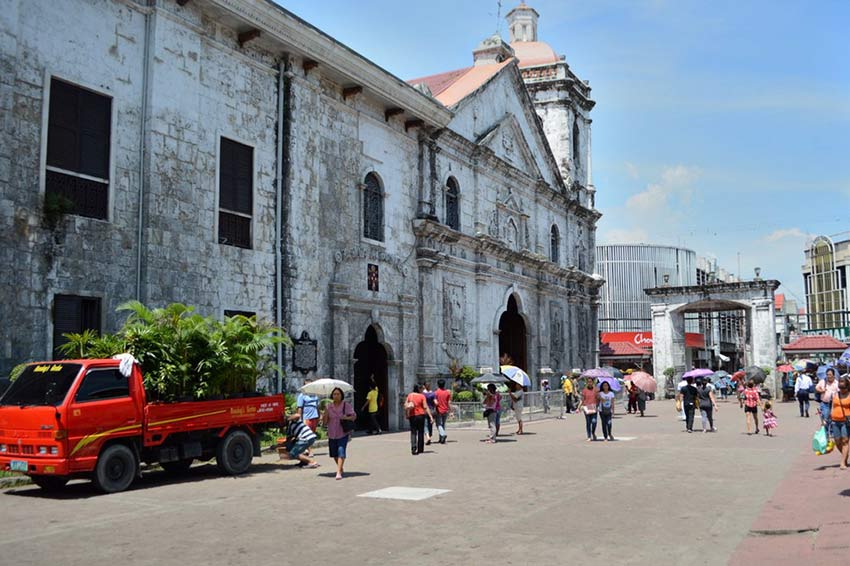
[0,0,147,373]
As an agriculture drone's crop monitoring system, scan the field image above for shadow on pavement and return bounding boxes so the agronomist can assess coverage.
[317,471,370,479]
[3,462,284,500]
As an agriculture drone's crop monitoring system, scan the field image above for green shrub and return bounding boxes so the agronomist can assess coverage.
[453,390,478,402]
[57,301,291,402]
[458,365,479,382]
[663,367,675,378]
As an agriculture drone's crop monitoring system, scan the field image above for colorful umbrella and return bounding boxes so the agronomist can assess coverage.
[792,359,815,371]
[683,368,714,379]
[601,366,624,379]
[817,365,834,379]
[838,347,850,369]
[629,371,657,393]
[299,378,354,396]
[710,370,730,384]
[500,365,531,387]
[731,370,746,382]
[581,368,614,379]
[776,364,794,373]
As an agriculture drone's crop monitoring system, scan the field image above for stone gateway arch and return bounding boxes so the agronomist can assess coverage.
[645,280,781,395]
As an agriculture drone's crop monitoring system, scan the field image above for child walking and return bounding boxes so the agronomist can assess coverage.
[763,401,778,436]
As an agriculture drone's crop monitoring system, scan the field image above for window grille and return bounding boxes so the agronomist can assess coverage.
[550,224,560,263]
[363,173,384,241]
[219,138,253,249]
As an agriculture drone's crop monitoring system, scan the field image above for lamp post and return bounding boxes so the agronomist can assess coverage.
[754,267,762,281]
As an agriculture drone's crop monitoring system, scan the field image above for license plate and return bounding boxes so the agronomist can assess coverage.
[10,460,28,472]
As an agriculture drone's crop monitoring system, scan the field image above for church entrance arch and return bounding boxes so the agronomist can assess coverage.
[353,325,389,431]
[499,295,528,370]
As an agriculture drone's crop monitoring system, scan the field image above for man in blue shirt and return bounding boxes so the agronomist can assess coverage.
[296,379,320,457]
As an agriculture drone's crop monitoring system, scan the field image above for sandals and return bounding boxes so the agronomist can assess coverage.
[306,462,320,469]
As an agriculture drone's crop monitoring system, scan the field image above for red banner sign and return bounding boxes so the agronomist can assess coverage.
[600,332,705,349]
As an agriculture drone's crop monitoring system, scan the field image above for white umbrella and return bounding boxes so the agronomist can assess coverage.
[299,378,354,396]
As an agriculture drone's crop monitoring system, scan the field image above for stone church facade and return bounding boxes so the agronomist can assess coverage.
[1,0,600,430]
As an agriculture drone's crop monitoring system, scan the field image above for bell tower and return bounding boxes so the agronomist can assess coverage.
[506,2,539,43]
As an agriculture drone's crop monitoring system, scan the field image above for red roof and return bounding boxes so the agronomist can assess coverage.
[774,294,785,310]
[600,341,651,357]
[408,67,471,98]
[783,335,849,352]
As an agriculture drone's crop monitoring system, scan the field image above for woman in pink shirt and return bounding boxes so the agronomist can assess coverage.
[576,379,599,441]
[321,387,356,480]
[816,368,839,435]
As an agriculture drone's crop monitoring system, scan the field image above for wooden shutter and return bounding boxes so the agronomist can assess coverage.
[218,138,253,248]
[52,295,101,359]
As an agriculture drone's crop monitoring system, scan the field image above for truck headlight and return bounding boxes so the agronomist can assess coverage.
[0,444,6,453]
[38,446,48,455]
[50,447,58,456]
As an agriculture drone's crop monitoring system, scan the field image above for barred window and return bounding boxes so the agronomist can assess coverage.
[45,78,112,220]
[550,224,560,264]
[53,295,101,359]
[218,138,253,249]
[363,172,384,242]
[445,177,460,231]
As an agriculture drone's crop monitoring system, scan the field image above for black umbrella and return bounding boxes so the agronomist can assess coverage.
[745,366,767,384]
[470,373,508,385]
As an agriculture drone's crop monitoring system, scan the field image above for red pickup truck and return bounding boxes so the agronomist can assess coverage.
[0,359,286,493]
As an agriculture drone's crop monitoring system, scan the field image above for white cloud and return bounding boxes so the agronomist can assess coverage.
[763,228,813,243]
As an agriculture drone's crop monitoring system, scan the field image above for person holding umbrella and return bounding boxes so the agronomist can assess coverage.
[696,377,718,432]
[509,382,525,435]
[677,377,699,433]
[321,386,357,480]
[483,383,499,444]
[598,380,616,441]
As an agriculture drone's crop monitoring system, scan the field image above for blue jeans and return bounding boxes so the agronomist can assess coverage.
[600,411,613,439]
[328,435,349,459]
[435,412,448,438]
[821,401,832,434]
[584,411,598,439]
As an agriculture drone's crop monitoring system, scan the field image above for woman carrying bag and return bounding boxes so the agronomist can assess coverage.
[405,384,434,455]
[322,387,356,480]
[577,379,599,441]
[829,376,850,470]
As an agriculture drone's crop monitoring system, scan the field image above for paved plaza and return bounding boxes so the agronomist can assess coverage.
[1,398,847,566]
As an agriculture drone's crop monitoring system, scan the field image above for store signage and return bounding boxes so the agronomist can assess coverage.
[803,327,850,341]
[600,331,706,349]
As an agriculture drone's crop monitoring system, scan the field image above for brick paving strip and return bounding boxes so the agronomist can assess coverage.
[729,446,850,565]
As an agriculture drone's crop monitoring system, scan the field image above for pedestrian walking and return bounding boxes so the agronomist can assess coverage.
[816,368,839,436]
[281,413,320,468]
[636,386,647,417]
[494,386,502,436]
[360,376,382,435]
[627,382,638,414]
[696,378,718,432]
[541,379,551,413]
[577,378,598,441]
[677,375,688,421]
[483,383,499,444]
[422,382,437,445]
[829,376,850,469]
[562,372,574,414]
[404,384,434,455]
[510,382,525,435]
[763,401,778,437]
[794,370,813,418]
[743,380,762,435]
[296,381,320,456]
[434,379,453,444]
[322,387,356,480]
[677,377,698,433]
[598,380,616,441]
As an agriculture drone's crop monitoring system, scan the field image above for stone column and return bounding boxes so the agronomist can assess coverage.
[329,282,351,380]
[751,297,779,395]
[416,259,440,377]
[650,303,686,393]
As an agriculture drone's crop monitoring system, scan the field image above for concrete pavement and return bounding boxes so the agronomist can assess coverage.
[0,398,829,566]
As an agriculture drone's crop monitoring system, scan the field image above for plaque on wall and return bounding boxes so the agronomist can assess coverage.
[367,263,379,292]
[292,331,318,374]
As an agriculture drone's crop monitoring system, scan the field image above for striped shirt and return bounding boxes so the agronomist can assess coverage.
[288,419,317,444]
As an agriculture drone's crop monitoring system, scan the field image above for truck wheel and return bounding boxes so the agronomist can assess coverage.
[31,475,68,491]
[161,459,193,474]
[94,444,137,493]
[216,430,253,475]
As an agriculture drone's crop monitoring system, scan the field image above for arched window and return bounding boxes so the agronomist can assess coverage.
[445,177,460,231]
[550,224,560,264]
[363,172,384,241]
[572,118,581,172]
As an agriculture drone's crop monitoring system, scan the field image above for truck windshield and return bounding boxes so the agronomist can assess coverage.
[1,364,82,406]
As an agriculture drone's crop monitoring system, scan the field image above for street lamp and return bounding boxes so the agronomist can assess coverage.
[663,274,670,286]
[754,267,761,280]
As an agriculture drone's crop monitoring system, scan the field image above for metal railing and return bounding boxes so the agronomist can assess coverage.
[445,391,568,428]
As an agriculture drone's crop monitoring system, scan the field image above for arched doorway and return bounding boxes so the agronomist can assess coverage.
[499,295,527,370]
[353,325,388,431]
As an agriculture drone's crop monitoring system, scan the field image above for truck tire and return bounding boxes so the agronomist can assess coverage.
[31,475,69,491]
[93,444,137,493]
[161,459,193,474]
[216,430,253,475]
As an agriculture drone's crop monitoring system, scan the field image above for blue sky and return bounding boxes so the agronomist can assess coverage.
[281,0,850,303]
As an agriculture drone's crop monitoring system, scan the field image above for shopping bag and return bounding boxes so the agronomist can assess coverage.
[812,426,828,455]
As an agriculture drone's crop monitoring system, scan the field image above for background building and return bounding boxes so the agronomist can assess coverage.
[802,233,849,341]
[596,243,745,371]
